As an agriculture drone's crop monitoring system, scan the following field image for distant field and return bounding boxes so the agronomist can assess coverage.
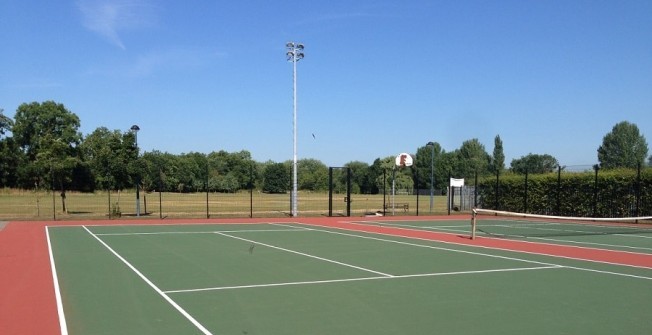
[0,189,450,220]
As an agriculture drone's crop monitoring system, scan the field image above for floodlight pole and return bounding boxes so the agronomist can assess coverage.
[131,124,141,217]
[426,142,435,213]
[286,42,304,217]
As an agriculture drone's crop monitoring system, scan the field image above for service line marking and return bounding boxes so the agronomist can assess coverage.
[165,265,561,294]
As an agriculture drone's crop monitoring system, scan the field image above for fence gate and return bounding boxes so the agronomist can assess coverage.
[328,167,351,217]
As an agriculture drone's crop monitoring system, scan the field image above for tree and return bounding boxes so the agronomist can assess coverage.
[262,163,290,193]
[343,161,374,194]
[297,159,328,191]
[415,142,442,190]
[81,127,136,190]
[12,101,83,211]
[597,121,649,169]
[455,139,490,178]
[0,109,12,137]
[490,135,505,175]
[510,154,558,174]
[0,110,20,187]
[140,150,178,191]
[176,152,207,192]
[207,150,255,191]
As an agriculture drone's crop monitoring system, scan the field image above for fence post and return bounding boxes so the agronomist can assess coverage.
[556,165,562,215]
[593,164,600,217]
[524,169,529,213]
[250,163,254,218]
[206,161,209,219]
[51,168,56,221]
[474,170,478,208]
[346,168,351,217]
[636,162,641,217]
[448,171,452,215]
[494,169,500,211]
[382,169,386,216]
[108,188,112,219]
[158,168,163,219]
[415,168,419,216]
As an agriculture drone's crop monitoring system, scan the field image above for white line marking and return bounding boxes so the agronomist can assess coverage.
[46,227,68,335]
[214,231,394,277]
[563,266,652,280]
[375,222,469,234]
[272,223,560,267]
[95,228,306,236]
[81,226,213,335]
[519,235,652,252]
[280,222,652,277]
[165,265,561,294]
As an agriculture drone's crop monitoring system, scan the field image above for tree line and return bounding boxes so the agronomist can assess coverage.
[1,101,650,199]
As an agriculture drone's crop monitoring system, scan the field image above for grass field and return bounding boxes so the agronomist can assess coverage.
[0,189,451,220]
[44,217,652,334]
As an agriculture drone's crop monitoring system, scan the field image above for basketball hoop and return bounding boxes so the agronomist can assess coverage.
[395,153,413,168]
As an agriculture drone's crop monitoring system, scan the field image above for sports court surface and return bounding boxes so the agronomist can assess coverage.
[1,215,651,334]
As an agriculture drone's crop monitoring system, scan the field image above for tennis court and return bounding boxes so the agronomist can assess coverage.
[44,217,652,334]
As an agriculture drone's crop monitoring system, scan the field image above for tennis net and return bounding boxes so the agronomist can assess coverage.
[471,208,652,240]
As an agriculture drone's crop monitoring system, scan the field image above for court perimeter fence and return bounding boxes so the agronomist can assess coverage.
[0,188,452,221]
[475,164,652,218]
[1,164,650,221]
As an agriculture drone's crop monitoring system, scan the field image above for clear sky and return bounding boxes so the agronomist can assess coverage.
[1,0,651,167]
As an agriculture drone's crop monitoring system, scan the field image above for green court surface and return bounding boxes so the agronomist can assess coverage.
[48,220,652,334]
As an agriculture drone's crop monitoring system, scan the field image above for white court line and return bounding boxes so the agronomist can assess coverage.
[270,223,560,267]
[519,235,652,252]
[165,265,561,294]
[214,231,394,277]
[375,222,469,234]
[95,228,306,236]
[274,223,652,278]
[46,227,68,335]
[82,226,213,335]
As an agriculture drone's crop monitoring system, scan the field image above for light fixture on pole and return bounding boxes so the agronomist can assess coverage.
[131,124,141,217]
[426,141,435,213]
[286,42,304,217]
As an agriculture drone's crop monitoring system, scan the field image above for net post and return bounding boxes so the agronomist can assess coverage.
[471,208,477,240]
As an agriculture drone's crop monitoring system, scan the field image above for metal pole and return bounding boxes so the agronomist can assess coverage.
[158,168,162,219]
[392,167,396,215]
[346,168,351,217]
[635,162,641,217]
[292,55,298,217]
[287,42,303,217]
[328,167,333,217]
[382,169,387,216]
[415,168,419,216]
[206,161,209,219]
[556,165,562,215]
[250,163,254,218]
[51,168,56,221]
[131,125,140,217]
[524,169,529,213]
[593,164,599,217]
[427,142,434,213]
[108,186,112,219]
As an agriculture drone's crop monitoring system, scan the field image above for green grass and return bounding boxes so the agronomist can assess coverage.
[48,221,652,334]
[0,189,451,220]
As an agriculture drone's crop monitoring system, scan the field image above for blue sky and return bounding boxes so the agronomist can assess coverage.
[1,0,651,167]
